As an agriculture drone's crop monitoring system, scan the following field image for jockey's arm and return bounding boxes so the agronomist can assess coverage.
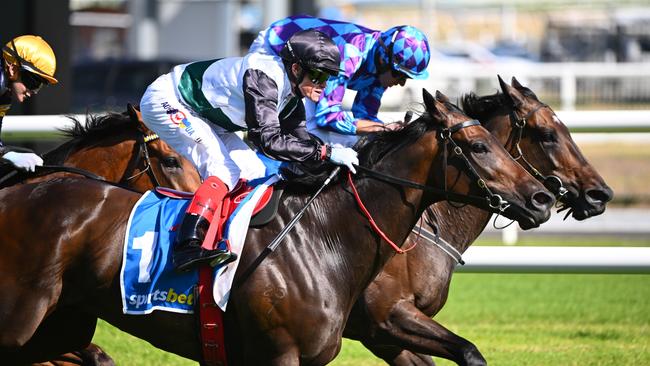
[243,69,324,163]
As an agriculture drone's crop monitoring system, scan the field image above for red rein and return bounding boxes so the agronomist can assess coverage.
[347,171,417,254]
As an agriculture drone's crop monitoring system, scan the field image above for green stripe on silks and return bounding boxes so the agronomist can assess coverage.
[178,59,246,132]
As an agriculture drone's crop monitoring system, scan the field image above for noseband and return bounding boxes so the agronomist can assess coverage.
[508,104,569,200]
[354,119,511,213]
[121,132,162,187]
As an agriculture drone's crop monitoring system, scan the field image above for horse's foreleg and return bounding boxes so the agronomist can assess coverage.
[0,291,54,349]
[23,307,100,364]
[374,302,487,366]
[361,341,436,366]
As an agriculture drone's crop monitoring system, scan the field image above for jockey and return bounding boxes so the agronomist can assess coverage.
[140,29,358,272]
[0,35,58,171]
[249,14,431,147]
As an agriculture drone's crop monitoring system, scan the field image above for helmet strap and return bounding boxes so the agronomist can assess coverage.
[286,61,305,98]
[376,26,405,74]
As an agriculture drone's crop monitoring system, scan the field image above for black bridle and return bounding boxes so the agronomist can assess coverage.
[121,132,162,187]
[508,104,569,201]
[354,119,511,214]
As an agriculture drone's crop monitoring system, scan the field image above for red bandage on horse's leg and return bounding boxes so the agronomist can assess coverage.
[186,176,229,222]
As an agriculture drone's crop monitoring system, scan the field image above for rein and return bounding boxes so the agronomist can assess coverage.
[121,133,162,187]
[348,119,512,254]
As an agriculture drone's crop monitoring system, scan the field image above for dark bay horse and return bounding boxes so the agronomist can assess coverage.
[344,77,613,366]
[0,89,555,365]
[17,108,200,366]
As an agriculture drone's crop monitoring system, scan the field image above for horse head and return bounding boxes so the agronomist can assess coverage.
[49,107,201,193]
[418,89,555,229]
[490,76,613,220]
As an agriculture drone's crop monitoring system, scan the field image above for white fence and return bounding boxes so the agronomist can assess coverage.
[458,246,650,274]
[3,110,650,137]
[399,61,650,111]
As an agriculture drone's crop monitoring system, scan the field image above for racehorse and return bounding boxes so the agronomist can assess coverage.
[0,89,555,365]
[344,77,614,366]
[11,106,201,366]
[44,106,201,192]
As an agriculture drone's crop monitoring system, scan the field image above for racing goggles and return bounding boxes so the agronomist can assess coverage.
[306,68,331,84]
[20,69,46,92]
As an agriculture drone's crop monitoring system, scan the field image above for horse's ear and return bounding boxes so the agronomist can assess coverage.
[127,104,151,134]
[422,88,436,110]
[498,75,525,108]
[435,90,450,103]
[511,76,524,89]
[423,89,445,123]
[511,76,540,101]
[127,103,140,123]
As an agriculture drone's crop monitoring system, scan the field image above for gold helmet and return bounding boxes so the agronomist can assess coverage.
[3,35,58,85]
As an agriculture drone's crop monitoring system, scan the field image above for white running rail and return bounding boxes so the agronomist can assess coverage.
[458,246,650,274]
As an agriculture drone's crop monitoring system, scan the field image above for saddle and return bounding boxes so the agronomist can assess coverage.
[155,180,283,228]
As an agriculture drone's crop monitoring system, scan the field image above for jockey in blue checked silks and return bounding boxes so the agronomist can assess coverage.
[249,14,431,148]
[1,35,58,172]
[140,29,359,272]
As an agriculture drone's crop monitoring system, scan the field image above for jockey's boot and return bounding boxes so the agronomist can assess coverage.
[172,176,237,272]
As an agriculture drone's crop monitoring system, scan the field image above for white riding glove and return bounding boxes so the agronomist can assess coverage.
[329,146,359,174]
[3,151,44,172]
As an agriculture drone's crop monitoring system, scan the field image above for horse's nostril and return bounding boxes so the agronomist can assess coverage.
[586,187,613,204]
[532,190,555,208]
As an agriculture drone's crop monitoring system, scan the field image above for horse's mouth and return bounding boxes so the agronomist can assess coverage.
[556,191,609,221]
[502,203,547,230]
[558,200,607,221]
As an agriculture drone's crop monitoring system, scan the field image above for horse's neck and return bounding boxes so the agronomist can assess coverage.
[483,111,516,152]
[428,201,491,254]
[263,140,438,302]
[64,138,136,182]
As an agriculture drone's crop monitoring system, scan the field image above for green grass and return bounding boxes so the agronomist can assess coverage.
[92,272,650,365]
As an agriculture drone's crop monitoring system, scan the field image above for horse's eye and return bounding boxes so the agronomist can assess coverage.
[161,157,181,168]
[471,142,488,154]
[539,129,557,144]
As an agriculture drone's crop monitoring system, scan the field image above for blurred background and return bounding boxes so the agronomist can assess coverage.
[2,0,649,207]
[3,0,650,114]
[1,1,649,365]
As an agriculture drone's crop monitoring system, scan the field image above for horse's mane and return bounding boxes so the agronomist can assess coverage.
[461,86,539,121]
[44,112,135,164]
[283,101,461,192]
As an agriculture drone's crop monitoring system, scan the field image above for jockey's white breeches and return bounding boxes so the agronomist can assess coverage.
[140,74,267,190]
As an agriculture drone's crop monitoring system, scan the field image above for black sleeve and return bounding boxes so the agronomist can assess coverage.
[279,100,312,141]
[243,69,323,162]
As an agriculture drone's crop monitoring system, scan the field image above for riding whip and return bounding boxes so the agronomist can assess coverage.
[234,166,341,287]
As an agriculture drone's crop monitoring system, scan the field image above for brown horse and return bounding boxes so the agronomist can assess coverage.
[344,77,613,366]
[12,108,201,366]
[0,89,555,365]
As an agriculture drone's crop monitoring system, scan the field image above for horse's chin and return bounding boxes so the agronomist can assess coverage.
[571,204,607,221]
[561,195,608,221]
[502,204,546,230]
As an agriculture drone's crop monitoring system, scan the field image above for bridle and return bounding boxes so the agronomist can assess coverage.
[121,132,162,187]
[508,104,569,201]
[355,119,511,213]
[350,118,516,253]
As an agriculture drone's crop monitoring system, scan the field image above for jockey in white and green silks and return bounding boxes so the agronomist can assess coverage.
[140,29,359,272]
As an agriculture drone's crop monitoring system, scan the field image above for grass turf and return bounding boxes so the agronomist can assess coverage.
[92,272,649,365]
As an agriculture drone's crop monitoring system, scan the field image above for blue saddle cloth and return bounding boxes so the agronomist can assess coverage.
[120,190,198,314]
